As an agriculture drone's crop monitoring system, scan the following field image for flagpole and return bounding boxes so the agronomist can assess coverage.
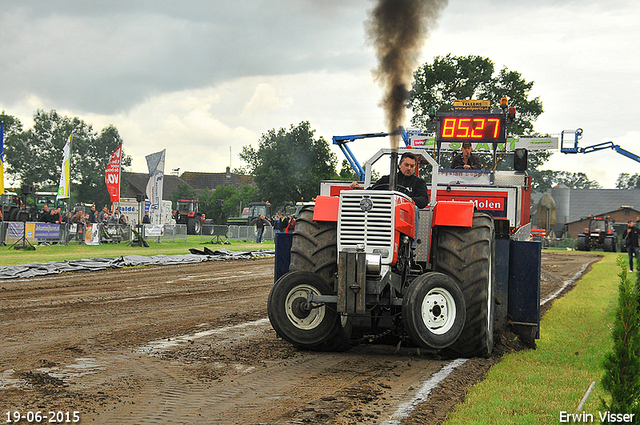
[68,134,73,212]
[119,144,122,204]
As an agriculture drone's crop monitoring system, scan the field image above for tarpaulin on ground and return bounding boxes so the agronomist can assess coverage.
[0,248,275,280]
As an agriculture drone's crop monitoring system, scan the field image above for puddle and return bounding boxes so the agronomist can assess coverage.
[0,369,23,389]
[137,318,270,355]
[0,357,106,390]
[37,357,106,380]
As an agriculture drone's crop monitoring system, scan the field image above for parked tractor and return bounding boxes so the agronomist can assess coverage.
[268,99,541,358]
[576,215,617,252]
[227,202,272,226]
[172,199,213,235]
[1,185,40,222]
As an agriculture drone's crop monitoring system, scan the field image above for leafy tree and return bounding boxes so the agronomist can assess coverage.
[3,109,131,208]
[339,159,359,181]
[409,54,555,189]
[534,170,602,192]
[616,173,640,190]
[240,122,337,211]
[169,183,198,209]
[410,54,543,135]
[198,185,258,225]
[0,111,24,141]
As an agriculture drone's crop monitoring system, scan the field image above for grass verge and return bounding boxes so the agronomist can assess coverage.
[444,252,620,424]
[0,237,275,267]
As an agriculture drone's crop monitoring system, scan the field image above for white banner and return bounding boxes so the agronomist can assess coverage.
[145,149,165,225]
[57,135,71,200]
[409,136,558,152]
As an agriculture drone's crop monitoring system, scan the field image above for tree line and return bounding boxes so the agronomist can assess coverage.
[4,54,630,223]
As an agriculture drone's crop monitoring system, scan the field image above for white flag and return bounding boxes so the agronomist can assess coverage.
[57,135,71,200]
[145,149,165,224]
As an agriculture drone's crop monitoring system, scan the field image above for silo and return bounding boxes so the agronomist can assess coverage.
[552,185,571,237]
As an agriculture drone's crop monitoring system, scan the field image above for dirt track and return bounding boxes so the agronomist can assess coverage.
[0,251,601,424]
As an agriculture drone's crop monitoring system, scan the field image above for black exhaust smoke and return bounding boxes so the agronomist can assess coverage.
[366,0,447,190]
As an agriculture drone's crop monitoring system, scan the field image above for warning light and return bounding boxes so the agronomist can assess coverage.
[500,97,508,107]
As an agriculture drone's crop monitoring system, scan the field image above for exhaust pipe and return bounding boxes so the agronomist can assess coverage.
[388,127,401,191]
[389,150,398,191]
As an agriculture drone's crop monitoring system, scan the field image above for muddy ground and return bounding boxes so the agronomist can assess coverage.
[0,251,601,425]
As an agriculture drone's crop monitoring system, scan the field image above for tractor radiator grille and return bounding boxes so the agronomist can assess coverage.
[338,191,395,263]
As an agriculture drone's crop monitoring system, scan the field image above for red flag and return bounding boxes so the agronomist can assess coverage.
[105,144,122,203]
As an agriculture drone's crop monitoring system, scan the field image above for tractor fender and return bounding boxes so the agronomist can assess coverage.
[312,196,339,222]
[432,201,475,227]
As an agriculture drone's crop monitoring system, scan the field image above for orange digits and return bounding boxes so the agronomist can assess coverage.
[470,118,485,138]
[488,118,501,138]
[442,118,456,138]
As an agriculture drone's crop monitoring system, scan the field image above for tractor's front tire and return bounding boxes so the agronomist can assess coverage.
[435,213,495,358]
[604,236,616,252]
[187,217,201,235]
[576,234,589,251]
[268,271,340,348]
[402,272,466,349]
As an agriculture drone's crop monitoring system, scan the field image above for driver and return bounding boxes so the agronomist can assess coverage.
[350,152,428,208]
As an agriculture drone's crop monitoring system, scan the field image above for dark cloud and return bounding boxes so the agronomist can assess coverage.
[0,1,370,114]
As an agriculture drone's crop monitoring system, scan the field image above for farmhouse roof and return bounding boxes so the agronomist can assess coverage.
[122,172,189,201]
[179,167,255,191]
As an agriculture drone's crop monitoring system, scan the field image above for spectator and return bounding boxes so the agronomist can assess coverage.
[285,215,296,233]
[71,210,85,242]
[38,205,49,222]
[117,209,127,226]
[273,214,283,233]
[49,207,62,224]
[61,211,73,244]
[624,220,640,271]
[142,212,151,224]
[255,214,268,243]
[88,205,97,223]
[97,206,109,224]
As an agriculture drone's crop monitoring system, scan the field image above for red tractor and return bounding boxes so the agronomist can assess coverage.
[268,101,542,358]
[172,199,213,235]
[576,215,617,252]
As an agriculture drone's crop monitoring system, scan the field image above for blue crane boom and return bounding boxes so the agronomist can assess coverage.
[560,128,640,163]
[332,128,414,181]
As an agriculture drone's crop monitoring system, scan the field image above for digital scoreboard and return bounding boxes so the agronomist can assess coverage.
[436,113,505,144]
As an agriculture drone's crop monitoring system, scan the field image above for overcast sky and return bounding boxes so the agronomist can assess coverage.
[1,0,638,188]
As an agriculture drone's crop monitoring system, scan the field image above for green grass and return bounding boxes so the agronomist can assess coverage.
[444,252,621,424]
[0,236,275,267]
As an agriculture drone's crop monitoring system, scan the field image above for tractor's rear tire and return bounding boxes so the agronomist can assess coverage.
[290,206,338,285]
[286,206,351,351]
[402,272,466,349]
[435,213,495,358]
[187,217,201,235]
[268,271,341,348]
[576,234,589,251]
